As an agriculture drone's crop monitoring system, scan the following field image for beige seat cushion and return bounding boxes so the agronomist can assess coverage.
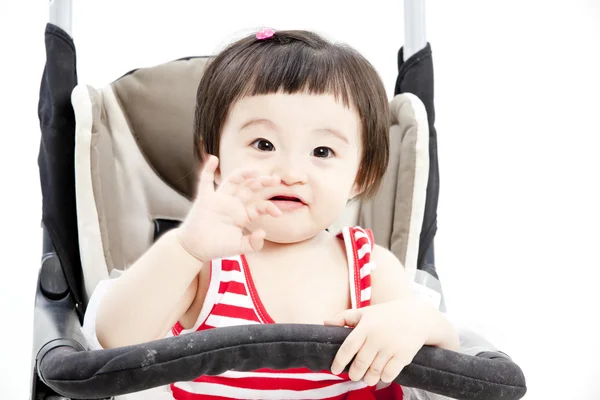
[359,93,429,282]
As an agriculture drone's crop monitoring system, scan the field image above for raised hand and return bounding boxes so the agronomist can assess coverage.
[177,155,282,262]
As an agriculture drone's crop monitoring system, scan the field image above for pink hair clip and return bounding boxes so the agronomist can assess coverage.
[256,28,275,40]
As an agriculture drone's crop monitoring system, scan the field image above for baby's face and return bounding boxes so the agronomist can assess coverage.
[217,92,362,243]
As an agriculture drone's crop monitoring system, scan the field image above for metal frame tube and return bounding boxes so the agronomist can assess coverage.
[404,0,427,60]
[49,0,73,37]
[47,0,424,56]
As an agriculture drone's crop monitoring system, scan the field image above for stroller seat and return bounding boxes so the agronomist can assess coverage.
[74,56,435,399]
[32,23,527,400]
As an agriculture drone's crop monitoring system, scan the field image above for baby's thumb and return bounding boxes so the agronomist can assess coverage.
[195,155,219,198]
[324,309,362,328]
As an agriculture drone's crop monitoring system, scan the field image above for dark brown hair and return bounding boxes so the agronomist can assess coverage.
[194,29,389,199]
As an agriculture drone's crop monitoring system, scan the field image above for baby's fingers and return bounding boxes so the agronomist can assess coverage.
[219,169,260,196]
[246,205,260,222]
[363,352,392,386]
[331,328,366,376]
[380,356,407,384]
[236,176,281,204]
[256,200,283,218]
[245,201,281,225]
[348,339,378,382]
[247,175,281,191]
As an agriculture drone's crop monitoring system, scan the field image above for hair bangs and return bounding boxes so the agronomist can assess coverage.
[233,42,354,109]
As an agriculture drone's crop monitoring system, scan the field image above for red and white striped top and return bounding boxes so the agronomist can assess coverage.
[168,226,404,399]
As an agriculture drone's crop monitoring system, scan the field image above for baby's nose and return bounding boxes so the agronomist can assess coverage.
[276,161,308,186]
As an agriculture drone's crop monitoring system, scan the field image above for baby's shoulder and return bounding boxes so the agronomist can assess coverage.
[369,244,410,304]
[332,225,403,270]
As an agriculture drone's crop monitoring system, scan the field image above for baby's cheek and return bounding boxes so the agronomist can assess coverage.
[318,173,356,202]
[314,195,349,227]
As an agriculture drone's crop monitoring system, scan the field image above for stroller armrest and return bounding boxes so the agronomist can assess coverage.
[33,253,87,357]
[38,324,527,400]
[33,254,88,380]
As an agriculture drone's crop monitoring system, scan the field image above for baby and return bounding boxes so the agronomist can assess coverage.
[91,28,459,399]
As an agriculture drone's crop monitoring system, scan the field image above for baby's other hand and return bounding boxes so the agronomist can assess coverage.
[177,155,282,262]
[325,298,432,386]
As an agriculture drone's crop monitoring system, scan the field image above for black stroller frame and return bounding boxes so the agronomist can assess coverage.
[30,1,527,399]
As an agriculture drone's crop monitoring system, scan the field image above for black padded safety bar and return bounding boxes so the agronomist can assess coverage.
[39,324,527,400]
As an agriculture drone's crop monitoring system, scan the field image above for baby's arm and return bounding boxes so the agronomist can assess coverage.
[327,244,460,383]
[370,245,459,351]
[95,229,202,349]
[95,156,281,349]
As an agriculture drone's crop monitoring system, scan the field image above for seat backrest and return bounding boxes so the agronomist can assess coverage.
[72,57,429,299]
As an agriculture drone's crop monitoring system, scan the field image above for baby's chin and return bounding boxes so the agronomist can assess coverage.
[255,219,330,245]
[263,226,322,244]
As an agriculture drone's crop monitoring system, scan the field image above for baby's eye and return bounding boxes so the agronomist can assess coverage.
[251,139,275,152]
[312,147,334,158]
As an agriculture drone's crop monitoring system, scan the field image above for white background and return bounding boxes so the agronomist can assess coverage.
[1,1,599,399]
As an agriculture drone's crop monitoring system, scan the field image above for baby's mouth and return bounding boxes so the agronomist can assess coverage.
[270,195,303,203]
[269,195,307,212]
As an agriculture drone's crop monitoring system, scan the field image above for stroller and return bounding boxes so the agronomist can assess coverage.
[31,1,527,399]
